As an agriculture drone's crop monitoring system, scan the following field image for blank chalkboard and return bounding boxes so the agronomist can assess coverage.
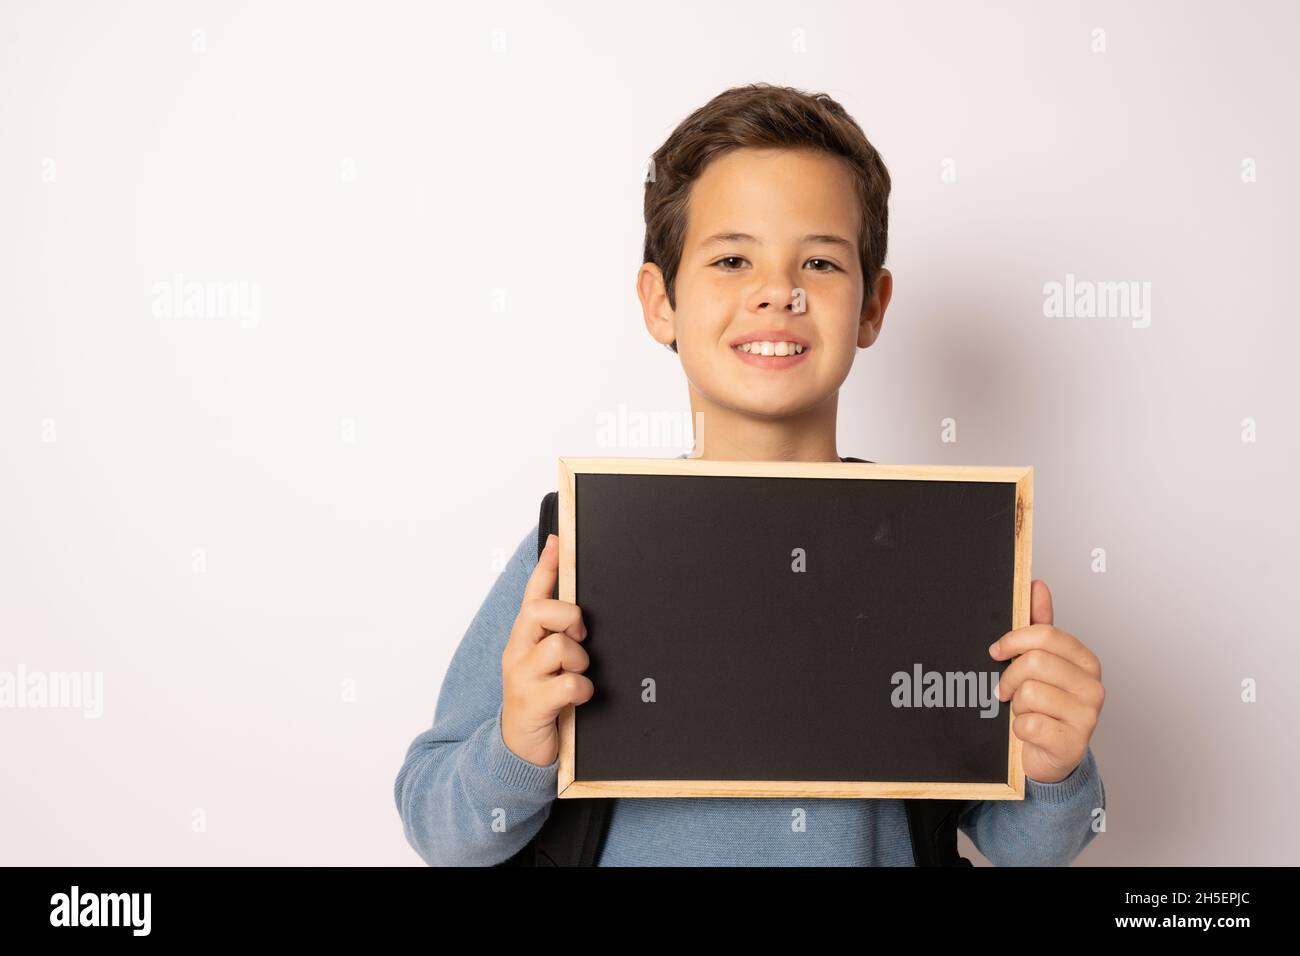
[553,457,1032,801]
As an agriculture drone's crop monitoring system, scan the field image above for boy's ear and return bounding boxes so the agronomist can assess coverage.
[858,267,892,349]
[637,262,677,350]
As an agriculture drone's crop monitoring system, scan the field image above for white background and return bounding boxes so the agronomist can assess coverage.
[2,0,1296,864]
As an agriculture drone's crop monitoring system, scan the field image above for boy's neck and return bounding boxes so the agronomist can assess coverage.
[685,384,842,462]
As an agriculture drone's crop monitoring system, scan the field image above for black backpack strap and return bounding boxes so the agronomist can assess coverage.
[904,799,973,866]
[498,492,610,866]
[536,490,559,598]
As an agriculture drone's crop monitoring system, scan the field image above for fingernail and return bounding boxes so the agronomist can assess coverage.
[546,534,556,547]
[988,641,1000,657]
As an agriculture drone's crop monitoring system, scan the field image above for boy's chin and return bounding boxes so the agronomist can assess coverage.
[722,385,825,420]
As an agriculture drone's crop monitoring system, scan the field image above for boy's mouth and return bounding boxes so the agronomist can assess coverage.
[731,338,812,370]
[729,329,811,354]
[734,340,807,356]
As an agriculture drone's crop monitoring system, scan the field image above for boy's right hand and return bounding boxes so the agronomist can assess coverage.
[500,533,594,768]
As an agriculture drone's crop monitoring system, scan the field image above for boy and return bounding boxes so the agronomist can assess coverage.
[394,83,1106,866]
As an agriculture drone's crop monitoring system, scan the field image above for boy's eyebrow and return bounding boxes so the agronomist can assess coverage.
[698,231,855,250]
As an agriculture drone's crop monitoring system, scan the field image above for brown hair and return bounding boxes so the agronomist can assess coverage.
[642,83,891,352]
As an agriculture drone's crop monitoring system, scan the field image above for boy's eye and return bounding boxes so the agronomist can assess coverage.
[806,258,840,272]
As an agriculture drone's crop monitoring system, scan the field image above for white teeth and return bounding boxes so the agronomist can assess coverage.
[737,341,804,355]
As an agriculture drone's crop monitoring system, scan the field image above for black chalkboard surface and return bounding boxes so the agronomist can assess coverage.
[552,457,1032,801]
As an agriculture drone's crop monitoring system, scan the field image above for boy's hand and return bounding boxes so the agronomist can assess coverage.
[500,533,594,768]
[989,580,1105,784]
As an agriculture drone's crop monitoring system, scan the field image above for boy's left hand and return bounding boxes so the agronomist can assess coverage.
[989,580,1105,785]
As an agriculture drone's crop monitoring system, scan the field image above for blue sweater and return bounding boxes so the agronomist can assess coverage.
[395,514,1106,866]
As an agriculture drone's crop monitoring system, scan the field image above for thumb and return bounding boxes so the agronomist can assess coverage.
[1030,579,1053,627]
[522,533,559,603]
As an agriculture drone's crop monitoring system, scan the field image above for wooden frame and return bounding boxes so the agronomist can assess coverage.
[555,457,1033,801]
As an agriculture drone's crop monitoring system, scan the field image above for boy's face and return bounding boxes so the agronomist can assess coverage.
[641,147,890,422]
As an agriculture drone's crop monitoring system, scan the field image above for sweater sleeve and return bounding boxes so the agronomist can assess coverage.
[393,521,562,866]
[958,745,1105,866]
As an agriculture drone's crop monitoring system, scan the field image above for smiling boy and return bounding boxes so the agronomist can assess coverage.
[394,83,1106,866]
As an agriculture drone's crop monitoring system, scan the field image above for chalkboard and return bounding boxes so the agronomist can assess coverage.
[553,457,1032,801]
